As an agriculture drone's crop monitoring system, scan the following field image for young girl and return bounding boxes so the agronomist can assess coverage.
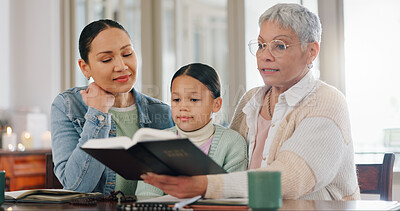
[135,63,248,196]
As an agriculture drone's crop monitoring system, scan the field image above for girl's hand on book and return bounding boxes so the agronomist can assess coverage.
[80,82,115,113]
[141,173,207,199]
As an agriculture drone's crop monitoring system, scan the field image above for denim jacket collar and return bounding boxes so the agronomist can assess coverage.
[133,88,152,125]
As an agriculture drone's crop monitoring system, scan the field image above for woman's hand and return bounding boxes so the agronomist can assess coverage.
[80,83,115,113]
[141,173,207,198]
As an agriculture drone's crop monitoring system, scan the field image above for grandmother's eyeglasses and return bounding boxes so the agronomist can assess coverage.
[248,39,301,57]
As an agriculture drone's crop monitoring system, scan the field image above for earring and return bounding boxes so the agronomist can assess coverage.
[307,63,313,70]
[87,75,91,81]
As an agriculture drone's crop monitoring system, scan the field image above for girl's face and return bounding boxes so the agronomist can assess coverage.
[79,28,137,94]
[171,75,221,132]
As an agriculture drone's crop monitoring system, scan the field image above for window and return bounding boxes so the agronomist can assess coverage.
[160,0,229,125]
[344,0,400,154]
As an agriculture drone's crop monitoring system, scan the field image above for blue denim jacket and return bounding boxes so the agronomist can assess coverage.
[51,86,174,194]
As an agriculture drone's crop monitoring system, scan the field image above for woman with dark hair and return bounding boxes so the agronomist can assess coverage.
[135,63,248,196]
[51,19,174,194]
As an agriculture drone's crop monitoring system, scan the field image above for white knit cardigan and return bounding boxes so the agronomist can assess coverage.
[205,81,361,200]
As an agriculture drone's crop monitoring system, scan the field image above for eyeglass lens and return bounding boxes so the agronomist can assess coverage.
[249,40,287,57]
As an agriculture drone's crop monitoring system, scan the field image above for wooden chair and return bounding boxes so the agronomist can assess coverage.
[45,153,63,189]
[356,153,395,201]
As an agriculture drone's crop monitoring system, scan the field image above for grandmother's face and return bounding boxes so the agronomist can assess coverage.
[256,21,318,92]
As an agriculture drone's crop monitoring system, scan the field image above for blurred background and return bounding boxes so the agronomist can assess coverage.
[0,0,399,198]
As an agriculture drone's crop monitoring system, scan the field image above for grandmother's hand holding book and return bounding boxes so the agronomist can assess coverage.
[141,173,208,199]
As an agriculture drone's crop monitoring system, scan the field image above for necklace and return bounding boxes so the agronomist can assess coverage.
[266,87,273,119]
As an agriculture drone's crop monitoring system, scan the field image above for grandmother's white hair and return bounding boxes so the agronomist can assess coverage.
[259,3,322,49]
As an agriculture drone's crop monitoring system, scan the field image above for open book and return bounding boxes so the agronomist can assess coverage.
[80,128,226,180]
[5,189,102,203]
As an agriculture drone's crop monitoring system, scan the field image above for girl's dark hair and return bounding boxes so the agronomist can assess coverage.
[171,63,221,99]
[78,19,129,63]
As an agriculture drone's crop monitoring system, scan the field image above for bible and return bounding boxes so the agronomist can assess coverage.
[80,128,226,180]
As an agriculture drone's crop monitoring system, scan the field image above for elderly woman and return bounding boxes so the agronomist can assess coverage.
[142,3,360,200]
[51,19,174,195]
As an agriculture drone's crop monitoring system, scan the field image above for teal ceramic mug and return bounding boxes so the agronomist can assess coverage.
[0,170,5,205]
[248,171,282,210]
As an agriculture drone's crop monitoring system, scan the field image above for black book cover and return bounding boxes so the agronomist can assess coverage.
[81,138,226,180]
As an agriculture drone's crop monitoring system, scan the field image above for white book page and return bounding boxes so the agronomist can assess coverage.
[81,128,178,150]
[137,194,187,203]
[5,189,83,200]
[5,190,35,199]
[81,136,134,149]
[132,128,178,143]
[137,195,248,205]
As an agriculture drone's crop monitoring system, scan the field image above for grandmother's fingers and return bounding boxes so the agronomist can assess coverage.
[142,173,181,185]
[142,173,206,198]
[156,175,182,185]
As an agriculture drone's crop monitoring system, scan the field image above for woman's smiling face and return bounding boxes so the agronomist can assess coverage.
[81,28,137,94]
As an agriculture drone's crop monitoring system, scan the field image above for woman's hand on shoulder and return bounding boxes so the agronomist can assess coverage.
[80,82,115,113]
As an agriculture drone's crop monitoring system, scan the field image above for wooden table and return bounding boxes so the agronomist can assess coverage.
[2,199,400,210]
